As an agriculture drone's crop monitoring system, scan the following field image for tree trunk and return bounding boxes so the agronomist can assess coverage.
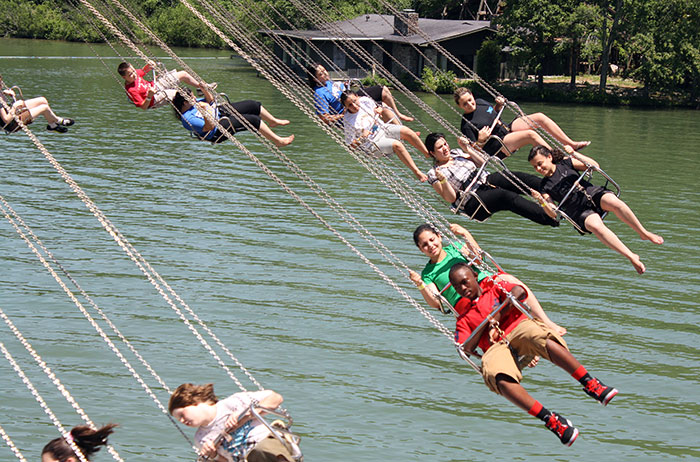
[599,0,624,93]
[569,38,578,91]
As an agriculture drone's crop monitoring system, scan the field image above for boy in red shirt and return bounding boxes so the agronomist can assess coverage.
[118,61,215,110]
[449,262,618,446]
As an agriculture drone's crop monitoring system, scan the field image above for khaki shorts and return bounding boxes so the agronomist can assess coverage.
[481,319,568,394]
[151,69,180,108]
[247,434,296,462]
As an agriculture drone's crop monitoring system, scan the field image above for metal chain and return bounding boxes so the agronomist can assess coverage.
[0,341,92,462]
[0,424,28,462]
[0,196,198,451]
[0,308,125,462]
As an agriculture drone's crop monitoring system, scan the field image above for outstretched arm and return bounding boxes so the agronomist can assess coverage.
[450,223,482,261]
[409,270,442,310]
[564,145,599,170]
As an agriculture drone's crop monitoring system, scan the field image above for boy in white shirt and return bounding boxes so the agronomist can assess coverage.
[341,90,429,182]
[169,383,296,462]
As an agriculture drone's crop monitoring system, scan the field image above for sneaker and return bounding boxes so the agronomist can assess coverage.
[46,124,68,133]
[59,117,75,126]
[583,377,618,406]
[544,412,579,446]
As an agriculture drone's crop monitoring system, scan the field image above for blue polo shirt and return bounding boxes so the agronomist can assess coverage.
[181,98,219,140]
[313,80,346,115]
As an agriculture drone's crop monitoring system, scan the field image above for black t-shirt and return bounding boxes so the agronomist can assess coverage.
[540,158,604,215]
[460,98,510,155]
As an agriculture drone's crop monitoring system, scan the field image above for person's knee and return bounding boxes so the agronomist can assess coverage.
[392,140,405,153]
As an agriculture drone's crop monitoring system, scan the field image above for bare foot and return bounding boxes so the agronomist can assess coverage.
[274,134,294,147]
[269,119,290,128]
[630,254,646,274]
[398,114,414,122]
[642,232,664,245]
[571,141,591,150]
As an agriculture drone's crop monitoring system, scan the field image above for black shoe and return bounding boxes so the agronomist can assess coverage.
[59,118,75,126]
[544,412,579,446]
[583,377,618,406]
[47,124,68,133]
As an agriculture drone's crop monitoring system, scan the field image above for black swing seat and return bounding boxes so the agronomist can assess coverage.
[552,160,621,234]
[198,403,303,462]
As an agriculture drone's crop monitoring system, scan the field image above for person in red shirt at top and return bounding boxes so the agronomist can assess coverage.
[117,60,215,110]
[448,262,618,446]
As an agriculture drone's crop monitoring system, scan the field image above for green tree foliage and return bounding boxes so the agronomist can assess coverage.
[476,39,501,82]
[421,66,457,93]
[495,0,567,90]
[624,0,700,95]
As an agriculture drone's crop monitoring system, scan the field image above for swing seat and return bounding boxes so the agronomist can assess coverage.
[456,291,534,374]
[2,85,33,134]
[199,404,303,462]
[552,162,621,234]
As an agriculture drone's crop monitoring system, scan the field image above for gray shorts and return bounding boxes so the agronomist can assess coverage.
[368,123,402,155]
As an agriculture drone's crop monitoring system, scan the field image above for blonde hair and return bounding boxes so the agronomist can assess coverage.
[169,383,218,414]
[453,87,472,104]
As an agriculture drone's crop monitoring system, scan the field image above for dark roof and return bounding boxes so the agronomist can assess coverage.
[261,14,493,45]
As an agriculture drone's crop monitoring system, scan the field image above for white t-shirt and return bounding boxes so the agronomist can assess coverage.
[343,95,384,150]
[194,391,273,462]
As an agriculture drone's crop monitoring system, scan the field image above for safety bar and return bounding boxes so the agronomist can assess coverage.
[197,404,302,462]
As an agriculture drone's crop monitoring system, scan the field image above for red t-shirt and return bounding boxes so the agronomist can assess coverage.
[454,277,527,352]
[125,67,154,108]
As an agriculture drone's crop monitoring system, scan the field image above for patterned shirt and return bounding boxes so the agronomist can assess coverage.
[426,149,488,195]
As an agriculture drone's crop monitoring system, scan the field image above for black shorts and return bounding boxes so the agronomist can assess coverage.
[358,85,383,103]
[568,189,609,234]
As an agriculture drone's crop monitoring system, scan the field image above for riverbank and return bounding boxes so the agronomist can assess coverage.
[462,79,699,109]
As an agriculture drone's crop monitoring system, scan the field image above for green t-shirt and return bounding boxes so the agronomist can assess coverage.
[420,243,491,307]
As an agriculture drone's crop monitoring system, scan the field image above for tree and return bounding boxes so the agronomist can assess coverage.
[496,0,567,91]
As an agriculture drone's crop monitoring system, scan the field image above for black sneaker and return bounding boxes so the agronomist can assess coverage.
[544,412,579,446]
[583,377,618,406]
[46,124,68,133]
[59,118,75,126]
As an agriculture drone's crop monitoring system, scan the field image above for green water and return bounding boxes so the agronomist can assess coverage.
[1,38,699,461]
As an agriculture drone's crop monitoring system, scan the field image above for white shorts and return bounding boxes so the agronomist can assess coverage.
[367,124,402,155]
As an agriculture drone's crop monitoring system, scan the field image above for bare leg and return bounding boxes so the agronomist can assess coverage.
[257,121,294,147]
[545,338,582,374]
[259,105,289,127]
[599,193,663,244]
[392,141,426,181]
[497,375,538,412]
[23,97,59,124]
[584,213,645,274]
[175,70,211,90]
[502,129,551,154]
[381,86,413,122]
[399,126,429,156]
[378,107,401,125]
[494,274,566,336]
[511,113,589,150]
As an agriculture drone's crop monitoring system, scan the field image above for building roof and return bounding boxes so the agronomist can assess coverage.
[262,14,493,45]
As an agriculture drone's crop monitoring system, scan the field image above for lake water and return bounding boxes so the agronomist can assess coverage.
[0,38,698,461]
